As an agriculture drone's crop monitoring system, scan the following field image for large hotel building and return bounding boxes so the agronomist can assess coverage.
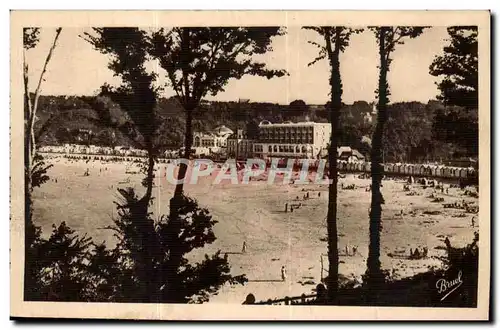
[226,120,331,160]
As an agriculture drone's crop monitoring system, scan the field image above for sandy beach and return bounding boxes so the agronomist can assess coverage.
[32,157,479,303]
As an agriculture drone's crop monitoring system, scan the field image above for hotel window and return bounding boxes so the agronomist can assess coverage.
[274,145,278,153]
[279,146,283,153]
[268,145,272,152]
[302,146,306,153]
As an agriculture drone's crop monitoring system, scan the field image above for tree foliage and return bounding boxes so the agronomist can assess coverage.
[429,26,478,157]
[149,27,287,199]
[288,99,308,118]
[105,188,247,303]
[84,28,160,152]
[23,27,40,50]
[429,26,478,109]
[150,27,287,104]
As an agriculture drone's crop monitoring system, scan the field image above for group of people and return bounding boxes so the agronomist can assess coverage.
[343,245,359,257]
[341,183,356,190]
[284,191,323,213]
[409,246,428,260]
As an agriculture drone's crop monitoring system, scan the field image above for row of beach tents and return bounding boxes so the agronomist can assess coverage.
[336,160,477,179]
[262,158,477,180]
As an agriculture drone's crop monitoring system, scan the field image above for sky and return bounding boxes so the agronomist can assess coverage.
[25,26,450,105]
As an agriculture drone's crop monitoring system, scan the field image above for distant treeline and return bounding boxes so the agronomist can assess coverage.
[33,95,478,163]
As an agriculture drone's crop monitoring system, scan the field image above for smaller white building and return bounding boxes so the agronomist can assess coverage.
[192,125,234,157]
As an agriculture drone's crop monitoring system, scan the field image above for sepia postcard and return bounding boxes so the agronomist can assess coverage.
[10,10,491,321]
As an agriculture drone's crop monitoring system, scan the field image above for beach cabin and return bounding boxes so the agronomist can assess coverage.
[364,162,371,172]
[352,162,359,172]
[438,166,444,177]
[426,165,433,176]
[394,164,402,175]
[408,164,415,176]
[429,165,438,177]
[418,165,426,176]
[356,162,364,172]
[402,164,410,175]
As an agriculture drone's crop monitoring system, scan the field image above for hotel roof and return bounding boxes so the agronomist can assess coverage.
[258,120,330,127]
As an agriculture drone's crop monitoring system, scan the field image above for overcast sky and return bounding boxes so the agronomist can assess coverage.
[25,26,449,105]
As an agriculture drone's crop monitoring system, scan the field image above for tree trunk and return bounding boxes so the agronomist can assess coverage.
[325,27,342,304]
[173,107,194,199]
[24,30,62,300]
[28,28,62,167]
[23,45,36,300]
[165,105,194,302]
[367,27,389,302]
[121,138,158,302]
[144,145,159,302]
[144,144,155,202]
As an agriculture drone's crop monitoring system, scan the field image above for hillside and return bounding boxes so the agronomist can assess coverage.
[32,95,477,162]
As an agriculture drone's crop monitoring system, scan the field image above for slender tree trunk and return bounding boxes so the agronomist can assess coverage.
[325,27,342,303]
[144,143,159,302]
[165,106,194,302]
[28,28,62,165]
[166,29,195,301]
[23,47,35,300]
[367,27,389,303]
[144,144,155,201]
[23,28,62,299]
[173,106,193,200]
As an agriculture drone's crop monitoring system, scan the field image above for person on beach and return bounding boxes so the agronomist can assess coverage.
[281,266,287,282]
